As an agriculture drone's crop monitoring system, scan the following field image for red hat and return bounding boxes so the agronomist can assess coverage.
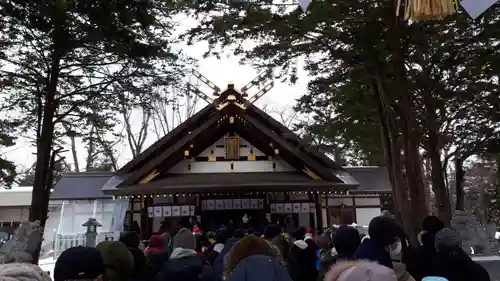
[193,226,200,233]
[306,227,312,233]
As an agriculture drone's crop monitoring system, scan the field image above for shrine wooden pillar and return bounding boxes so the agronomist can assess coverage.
[128,198,134,228]
[314,193,323,231]
[308,193,316,230]
[140,197,149,240]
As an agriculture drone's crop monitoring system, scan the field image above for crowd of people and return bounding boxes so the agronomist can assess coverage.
[0,215,492,281]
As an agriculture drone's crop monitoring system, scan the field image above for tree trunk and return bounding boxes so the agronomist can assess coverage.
[29,48,62,263]
[455,157,465,211]
[428,143,452,225]
[389,13,428,241]
[371,74,419,246]
[30,49,62,223]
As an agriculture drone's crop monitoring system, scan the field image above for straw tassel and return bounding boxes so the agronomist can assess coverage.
[403,0,457,21]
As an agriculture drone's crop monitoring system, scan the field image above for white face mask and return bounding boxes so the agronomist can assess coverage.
[389,241,402,259]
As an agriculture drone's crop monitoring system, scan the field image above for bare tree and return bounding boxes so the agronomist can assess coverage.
[151,86,199,138]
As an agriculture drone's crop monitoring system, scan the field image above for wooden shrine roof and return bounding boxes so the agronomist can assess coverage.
[103,172,351,195]
[51,167,392,199]
[51,83,391,197]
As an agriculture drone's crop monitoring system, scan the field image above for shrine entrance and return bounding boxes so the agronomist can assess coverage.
[200,209,267,232]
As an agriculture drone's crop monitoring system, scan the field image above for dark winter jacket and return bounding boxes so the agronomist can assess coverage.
[289,241,317,281]
[430,247,490,281]
[353,238,393,269]
[317,227,360,281]
[226,255,292,281]
[155,248,208,281]
[202,238,239,281]
[404,232,439,280]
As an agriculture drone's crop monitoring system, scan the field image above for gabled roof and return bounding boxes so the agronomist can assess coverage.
[51,172,113,200]
[110,84,358,192]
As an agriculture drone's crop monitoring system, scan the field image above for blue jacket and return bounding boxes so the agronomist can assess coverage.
[227,255,292,281]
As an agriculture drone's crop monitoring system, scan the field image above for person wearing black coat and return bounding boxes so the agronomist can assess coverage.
[404,216,444,280]
[353,216,402,269]
[317,226,361,281]
[155,228,209,281]
[429,228,490,281]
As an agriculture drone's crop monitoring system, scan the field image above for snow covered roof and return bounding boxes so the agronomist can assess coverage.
[0,186,33,207]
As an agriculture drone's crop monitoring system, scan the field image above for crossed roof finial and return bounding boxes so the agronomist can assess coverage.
[186,69,275,107]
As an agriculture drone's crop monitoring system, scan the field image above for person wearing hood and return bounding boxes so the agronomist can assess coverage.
[202,237,240,281]
[404,216,444,280]
[223,235,287,281]
[0,263,51,281]
[96,241,134,281]
[206,227,230,265]
[155,228,208,281]
[226,255,293,281]
[290,238,317,281]
[324,261,398,281]
[119,231,147,280]
[430,228,490,281]
[317,226,361,281]
[353,216,402,269]
[145,235,165,256]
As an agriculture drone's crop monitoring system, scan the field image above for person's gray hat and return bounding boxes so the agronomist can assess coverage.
[435,228,461,252]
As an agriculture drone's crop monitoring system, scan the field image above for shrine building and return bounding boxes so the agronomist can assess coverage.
[49,81,393,239]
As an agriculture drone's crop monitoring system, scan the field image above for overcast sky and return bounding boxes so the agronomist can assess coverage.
[3,15,310,172]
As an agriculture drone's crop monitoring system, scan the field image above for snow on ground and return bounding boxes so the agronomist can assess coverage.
[38,257,56,280]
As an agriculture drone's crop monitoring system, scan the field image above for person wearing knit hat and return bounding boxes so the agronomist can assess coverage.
[353,216,402,269]
[434,228,461,252]
[173,228,197,251]
[155,228,207,281]
[431,228,490,281]
[324,261,398,281]
[96,241,134,281]
[0,263,52,281]
[54,246,105,281]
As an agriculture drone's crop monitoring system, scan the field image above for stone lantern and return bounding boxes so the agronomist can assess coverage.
[82,218,102,247]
